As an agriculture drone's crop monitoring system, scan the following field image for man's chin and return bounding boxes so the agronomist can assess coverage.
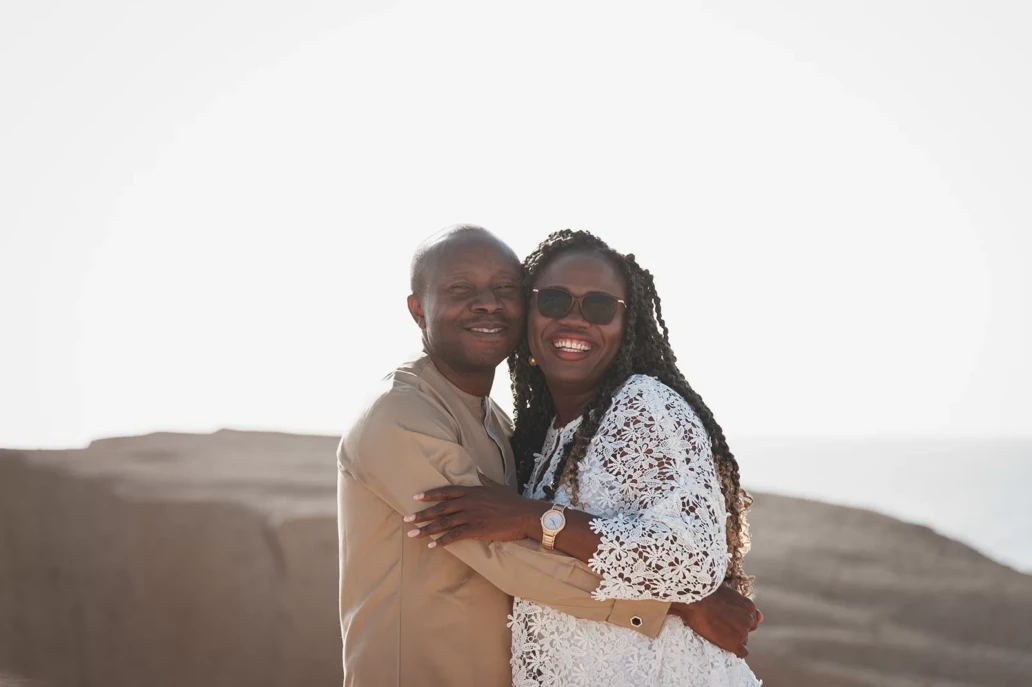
[461,329,516,347]
[464,352,512,370]
[461,345,516,371]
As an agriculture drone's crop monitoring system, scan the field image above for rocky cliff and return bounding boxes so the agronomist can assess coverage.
[1,430,1029,686]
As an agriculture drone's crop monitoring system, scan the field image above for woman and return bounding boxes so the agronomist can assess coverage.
[407,230,759,686]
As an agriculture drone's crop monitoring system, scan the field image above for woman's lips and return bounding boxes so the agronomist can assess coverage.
[550,336,593,360]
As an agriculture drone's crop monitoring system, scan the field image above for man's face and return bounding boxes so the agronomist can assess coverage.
[408,238,525,373]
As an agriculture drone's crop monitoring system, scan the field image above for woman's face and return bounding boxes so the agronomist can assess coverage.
[527,250,628,392]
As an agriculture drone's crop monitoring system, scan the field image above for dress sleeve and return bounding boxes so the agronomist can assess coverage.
[587,377,730,603]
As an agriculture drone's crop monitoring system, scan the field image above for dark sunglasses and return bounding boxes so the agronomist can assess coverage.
[532,287,626,325]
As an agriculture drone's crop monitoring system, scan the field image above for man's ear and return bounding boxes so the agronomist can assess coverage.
[407,294,427,329]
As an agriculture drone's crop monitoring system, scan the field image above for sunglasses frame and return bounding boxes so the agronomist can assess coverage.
[531,287,626,325]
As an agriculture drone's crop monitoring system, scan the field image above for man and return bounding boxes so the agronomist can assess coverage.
[337,225,759,686]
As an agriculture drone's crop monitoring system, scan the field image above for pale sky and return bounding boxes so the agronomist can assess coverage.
[2,0,1030,449]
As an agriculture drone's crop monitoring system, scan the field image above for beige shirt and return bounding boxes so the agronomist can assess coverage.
[337,355,669,687]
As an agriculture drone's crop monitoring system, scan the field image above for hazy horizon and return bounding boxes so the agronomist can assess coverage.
[6,426,1029,575]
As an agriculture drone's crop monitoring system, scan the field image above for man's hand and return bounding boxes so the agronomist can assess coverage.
[669,585,762,658]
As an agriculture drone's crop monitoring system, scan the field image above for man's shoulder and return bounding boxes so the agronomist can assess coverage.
[339,358,462,461]
[355,363,451,428]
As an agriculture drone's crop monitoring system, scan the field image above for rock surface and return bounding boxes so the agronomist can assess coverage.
[1,430,1029,686]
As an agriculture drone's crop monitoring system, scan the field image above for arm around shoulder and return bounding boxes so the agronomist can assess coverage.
[339,388,670,637]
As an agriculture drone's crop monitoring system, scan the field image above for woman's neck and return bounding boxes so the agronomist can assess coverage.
[549,384,599,426]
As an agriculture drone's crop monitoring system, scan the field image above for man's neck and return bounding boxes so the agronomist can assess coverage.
[426,351,495,398]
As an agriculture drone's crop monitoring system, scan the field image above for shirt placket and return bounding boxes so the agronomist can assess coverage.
[481,399,513,487]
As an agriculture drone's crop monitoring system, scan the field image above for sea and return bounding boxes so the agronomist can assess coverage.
[733,436,1032,573]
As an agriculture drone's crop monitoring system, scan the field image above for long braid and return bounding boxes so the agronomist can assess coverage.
[508,230,754,597]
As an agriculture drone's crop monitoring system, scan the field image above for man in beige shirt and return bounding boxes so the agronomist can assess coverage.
[337,226,759,686]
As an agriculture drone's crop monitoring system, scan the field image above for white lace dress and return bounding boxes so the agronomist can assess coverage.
[509,375,760,686]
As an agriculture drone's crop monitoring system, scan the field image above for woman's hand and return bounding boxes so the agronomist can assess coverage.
[405,472,546,548]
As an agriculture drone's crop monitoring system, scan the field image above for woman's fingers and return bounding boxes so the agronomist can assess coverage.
[407,514,465,539]
[405,482,494,547]
[414,485,476,502]
[404,500,464,525]
[432,525,475,548]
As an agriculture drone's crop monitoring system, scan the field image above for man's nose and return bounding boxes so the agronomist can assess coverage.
[471,289,503,313]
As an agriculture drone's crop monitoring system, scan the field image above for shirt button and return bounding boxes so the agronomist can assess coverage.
[631,616,643,627]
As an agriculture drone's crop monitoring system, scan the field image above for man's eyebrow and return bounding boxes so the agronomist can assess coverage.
[439,269,522,280]
[438,271,476,281]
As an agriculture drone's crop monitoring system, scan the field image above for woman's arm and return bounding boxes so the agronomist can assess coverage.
[409,378,731,604]
[405,472,601,563]
[526,506,601,564]
[565,379,730,603]
[407,472,761,657]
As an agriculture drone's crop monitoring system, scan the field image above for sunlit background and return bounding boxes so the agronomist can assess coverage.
[3,1,1030,570]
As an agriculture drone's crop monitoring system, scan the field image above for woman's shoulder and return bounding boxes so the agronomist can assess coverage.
[599,375,712,459]
[616,374,682,403]
[612,374,703,423]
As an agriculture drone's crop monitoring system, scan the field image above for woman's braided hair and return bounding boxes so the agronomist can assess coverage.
[507,229,754,597]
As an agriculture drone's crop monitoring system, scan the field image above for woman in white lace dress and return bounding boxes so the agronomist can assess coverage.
[408,230,760,686]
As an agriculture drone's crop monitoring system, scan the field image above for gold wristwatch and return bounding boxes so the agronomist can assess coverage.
[540,504,568,550]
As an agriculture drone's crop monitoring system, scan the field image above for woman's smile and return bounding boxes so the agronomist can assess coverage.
[551,334,595,359]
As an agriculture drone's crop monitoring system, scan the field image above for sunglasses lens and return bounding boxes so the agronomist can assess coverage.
[536,288,573,318]
[581,295,619,325]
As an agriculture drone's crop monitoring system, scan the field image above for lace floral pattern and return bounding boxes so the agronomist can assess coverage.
[510,375,760,686]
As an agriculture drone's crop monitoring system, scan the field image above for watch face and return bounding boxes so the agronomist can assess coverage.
[542,512,565,531]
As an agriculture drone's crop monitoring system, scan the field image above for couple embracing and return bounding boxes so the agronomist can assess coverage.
[337,225,761,686]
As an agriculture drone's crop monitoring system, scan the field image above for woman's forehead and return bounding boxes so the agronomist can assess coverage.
[535,250,626,296]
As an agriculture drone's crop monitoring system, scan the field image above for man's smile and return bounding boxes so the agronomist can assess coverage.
[464,321,510,337]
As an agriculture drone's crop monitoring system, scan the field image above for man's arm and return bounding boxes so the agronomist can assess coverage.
[340,389,670,638]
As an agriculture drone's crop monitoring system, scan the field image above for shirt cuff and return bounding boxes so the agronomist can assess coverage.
[606,598,670,639]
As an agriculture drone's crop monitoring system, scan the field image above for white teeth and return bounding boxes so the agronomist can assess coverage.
[553,338,592,352]
[471,328,503,334]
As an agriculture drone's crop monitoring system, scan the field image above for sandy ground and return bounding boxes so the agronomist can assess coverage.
[1,430,1030,686]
